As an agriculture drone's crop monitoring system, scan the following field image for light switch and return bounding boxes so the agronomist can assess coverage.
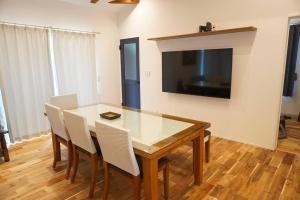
[145,71,151,78]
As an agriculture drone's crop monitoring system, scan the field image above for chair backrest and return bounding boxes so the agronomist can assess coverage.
[63,110,96,154]
[50,94,78,110]
[45,103,70,141]
[95,121,140,176]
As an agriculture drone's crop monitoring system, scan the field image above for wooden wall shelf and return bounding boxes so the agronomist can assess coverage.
[148,26,257,41]
[109,0,140,4]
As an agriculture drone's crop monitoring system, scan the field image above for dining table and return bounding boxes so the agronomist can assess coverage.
[53,103,210,200]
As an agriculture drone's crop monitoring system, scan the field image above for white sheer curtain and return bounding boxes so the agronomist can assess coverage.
[52,31,98,106]
[0,24,53,142]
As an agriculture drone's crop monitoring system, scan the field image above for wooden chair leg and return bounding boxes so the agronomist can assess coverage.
[71,145,79,183]
[3,148,9,162]
[132,175,141,200]
[65,141,73,179]
[103,161,110,200]
[205,136,211,163]
[52,134,59,169]
[163,164,169,200]
[88,153,98,198]
[0,133,9,162]
[51,130,56,165]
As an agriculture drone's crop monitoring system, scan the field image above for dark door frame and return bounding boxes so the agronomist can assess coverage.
[120,37,141,109]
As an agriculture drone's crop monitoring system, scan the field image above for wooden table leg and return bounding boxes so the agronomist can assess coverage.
[142,157,158,200]
[193,129,204,185]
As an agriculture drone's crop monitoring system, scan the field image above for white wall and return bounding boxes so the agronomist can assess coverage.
[281,18,300,115]
[118,0,300,149]
[0,0,122,105]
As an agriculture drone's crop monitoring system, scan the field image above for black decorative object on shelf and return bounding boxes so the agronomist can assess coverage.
[199,22,215,32]
[199,25,207,32]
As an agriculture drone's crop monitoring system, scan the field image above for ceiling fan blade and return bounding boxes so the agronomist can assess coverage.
[90,0,99,3]
[109,0,140,4]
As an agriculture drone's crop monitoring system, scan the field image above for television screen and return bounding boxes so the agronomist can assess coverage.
[162,48,233,99]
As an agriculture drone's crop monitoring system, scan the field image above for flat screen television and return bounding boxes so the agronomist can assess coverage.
[162,48,233,99]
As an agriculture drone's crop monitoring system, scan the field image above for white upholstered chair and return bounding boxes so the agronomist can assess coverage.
[95,121,170,200]
[63,110,98,198]
[50,94,78,110]
[45,103,73,179]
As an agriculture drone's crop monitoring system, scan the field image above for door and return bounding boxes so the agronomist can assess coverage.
[120,38,141,109]
[283,24,300,97]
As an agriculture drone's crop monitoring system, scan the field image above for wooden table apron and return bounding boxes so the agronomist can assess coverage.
[47,105,209,200]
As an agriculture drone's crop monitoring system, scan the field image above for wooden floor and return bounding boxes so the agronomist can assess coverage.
[277,137,300,155]
[0,134,299,200]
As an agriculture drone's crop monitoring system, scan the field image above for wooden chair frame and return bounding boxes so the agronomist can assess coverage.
[70,144,100,198]
[52,132,73,179]
[0,130,9,162]
[102,159,169,200]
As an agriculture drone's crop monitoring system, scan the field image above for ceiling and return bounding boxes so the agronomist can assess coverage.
[59,0,130,13]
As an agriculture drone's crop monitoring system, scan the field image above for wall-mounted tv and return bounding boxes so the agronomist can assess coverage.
[162,48,233,99]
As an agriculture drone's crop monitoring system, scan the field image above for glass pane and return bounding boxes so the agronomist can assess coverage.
[69,104,200,154]
[124,43,137,81]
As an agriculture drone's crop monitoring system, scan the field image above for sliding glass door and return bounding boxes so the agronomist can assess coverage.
[0,24,99,142]
[0,24,53,142]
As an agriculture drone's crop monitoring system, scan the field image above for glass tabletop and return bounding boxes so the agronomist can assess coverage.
[69,104,199,154]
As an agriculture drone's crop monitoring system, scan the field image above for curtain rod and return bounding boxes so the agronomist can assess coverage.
[0,21,101,35]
